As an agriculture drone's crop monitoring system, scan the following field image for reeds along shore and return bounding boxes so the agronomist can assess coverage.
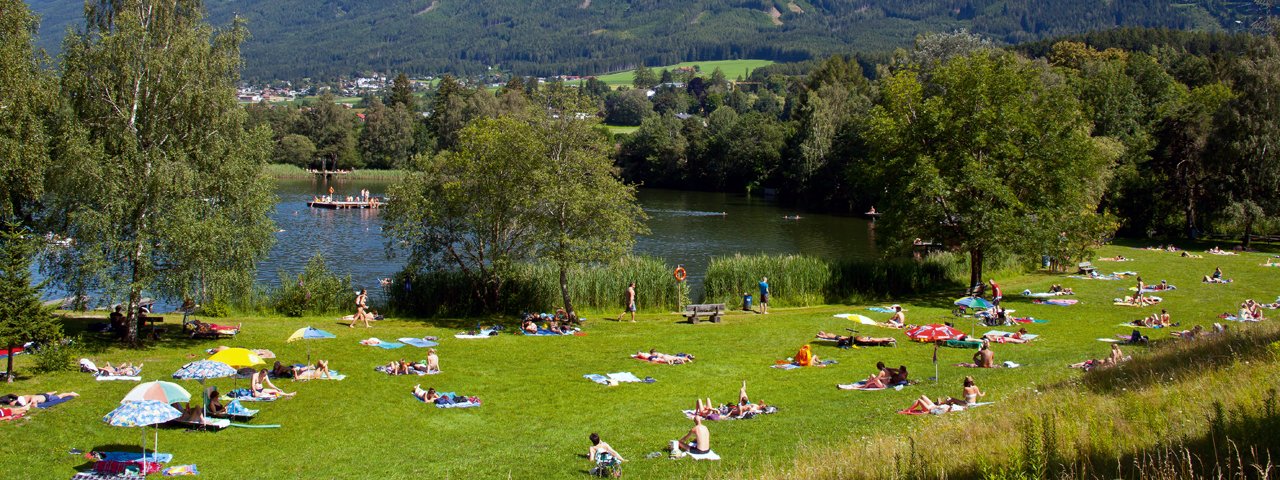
[388,252,1030,317]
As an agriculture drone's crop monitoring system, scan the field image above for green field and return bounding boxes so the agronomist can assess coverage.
[603,125,640,136]
[594,59,776,87]
[3,244,1278,478]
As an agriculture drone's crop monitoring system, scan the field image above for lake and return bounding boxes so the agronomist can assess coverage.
[263,178,877,302]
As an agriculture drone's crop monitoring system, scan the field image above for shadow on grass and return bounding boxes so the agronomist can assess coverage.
[1050,322,1280,395]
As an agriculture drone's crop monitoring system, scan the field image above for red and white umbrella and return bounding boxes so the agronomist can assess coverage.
[905,324,965,342]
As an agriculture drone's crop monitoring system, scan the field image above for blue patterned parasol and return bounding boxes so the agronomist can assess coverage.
[103,400,182,428]
[172,360,237,381]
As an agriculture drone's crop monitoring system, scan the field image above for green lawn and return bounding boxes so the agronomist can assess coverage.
[603,125,640,136]
[3,244,1278,478]
[594,59,776,87]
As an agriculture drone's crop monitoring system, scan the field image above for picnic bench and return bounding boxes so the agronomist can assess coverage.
[1078,261,1096,274]
[684,304,725,324]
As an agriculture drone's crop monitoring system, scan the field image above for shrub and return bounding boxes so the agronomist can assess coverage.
[32,337,79,374]
[272,254,354,317]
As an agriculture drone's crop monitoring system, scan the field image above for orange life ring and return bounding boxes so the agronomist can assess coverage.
[673,266,688,282]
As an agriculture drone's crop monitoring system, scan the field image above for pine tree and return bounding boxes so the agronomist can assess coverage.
[388,73,416,111]
[0,225,61,381]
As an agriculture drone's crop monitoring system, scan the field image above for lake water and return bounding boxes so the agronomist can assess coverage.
[262,178,876,302]
[40,178,876,308]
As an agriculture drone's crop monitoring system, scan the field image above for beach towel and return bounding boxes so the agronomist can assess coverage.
[1022,292,1063,298]
[296,369,346,380]
[607,372,653,383]
[837,381,908,391]
[253,349,276,359]
[584,374,609,385]
[225,400,257,418]
[454,329,496,339]
[172,417,231,429]
[435,393,482,409]
[93,460,164,476]
[227,422,281,428]
[96,375,142,382]
[1067,274,1123,281]
[161,465,198,476]
[1097,338,1124,343]
[1034,299,1078,306]
[375,365,437,376]
[770,363,801,370]
[223,394,277,403]
[36,394,75,409]
[942,339,983,349]
[954,361,1020,369]
[867,307,895,313]
[688,451,721,461]
[983,330,1039,340]
[1011,317,1049,324]
[398,338,439,348]
[98,452,173,463]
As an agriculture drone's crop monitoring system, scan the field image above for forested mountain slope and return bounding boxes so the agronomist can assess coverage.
[25,0,1274,80]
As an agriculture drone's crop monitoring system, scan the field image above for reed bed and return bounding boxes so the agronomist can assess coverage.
[389,255,681,317]
[702,252,1032,306]
[262,163,407,180]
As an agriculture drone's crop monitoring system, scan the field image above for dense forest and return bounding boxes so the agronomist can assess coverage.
[244,27,1280,248]
[26,0,1278,80]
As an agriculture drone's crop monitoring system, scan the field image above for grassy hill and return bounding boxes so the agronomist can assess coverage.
[3,244,1280,478]
[25,0,1272,81]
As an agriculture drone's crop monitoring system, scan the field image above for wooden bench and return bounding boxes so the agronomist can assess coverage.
[1078,261,1096,275]
[684,304,725,324]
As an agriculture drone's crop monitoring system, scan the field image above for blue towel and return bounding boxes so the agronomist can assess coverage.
[867,307,895,313]
[398,338,438,348]
[584,374,609,385]
[36,394,74,409]
[375,342,405,349]
[771,364,801,370]
[99,452,174,463]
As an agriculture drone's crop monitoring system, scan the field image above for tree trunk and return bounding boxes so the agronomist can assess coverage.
[1243,219,1253,250]
[5,342,13,382]
[1184,181,1198,239]
[559,265,576,322]
[969,248,985,294]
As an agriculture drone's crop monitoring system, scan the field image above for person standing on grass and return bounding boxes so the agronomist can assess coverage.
[618,282,637,322]
[988,279,1002,306]
[758,276,770,314]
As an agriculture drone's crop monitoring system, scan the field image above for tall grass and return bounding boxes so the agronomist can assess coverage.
[702,252,1033,306]
[703,254,830,307]
[271,254,354,317]
[744,322,1280,480]
[389,255,682,317]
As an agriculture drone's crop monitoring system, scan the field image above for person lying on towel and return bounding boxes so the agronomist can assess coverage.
[815,331,896,347]
[634,349,694,364]
[901,377,985,414]
[0,391,79,408]
[984,328,1033,344]
[1069,344,1129,371]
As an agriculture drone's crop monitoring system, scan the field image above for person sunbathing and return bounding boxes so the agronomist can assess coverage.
[793,345,818,366]
[425,349,440,374]
[293,360,332,380]
[887,365,909,385]
[939,376,985,406]
[887,305,906,327]
[251,370,295,397]
[739,381,749,405]
[856,362,892,388]
[521,319,538,334]
[0,404,30,418]
[985,328,1033,344]
[672,416,711,457]
[412,385,441,402]
[2,391,79,408]
[972,342,995,368]
[693,398,722,420]
[1203,275,1231,284]
[901,395,964,414]
[726,402,771,418]
[1171,324,1204,339]
[588,433,626,464]
[271,361,294,378]
[1181,251,1203,258]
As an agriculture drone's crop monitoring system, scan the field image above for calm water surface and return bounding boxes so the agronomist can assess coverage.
[262,179,877,301]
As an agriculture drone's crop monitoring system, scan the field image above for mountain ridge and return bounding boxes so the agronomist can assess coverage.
[24,0,1269,81]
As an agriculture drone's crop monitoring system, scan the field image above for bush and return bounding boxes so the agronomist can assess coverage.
[32,337,79,374]
[203,299,231,318]
[272,254,354,317]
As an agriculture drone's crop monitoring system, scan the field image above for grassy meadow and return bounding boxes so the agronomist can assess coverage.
[594,60,776,87]
[3,244,1279,478]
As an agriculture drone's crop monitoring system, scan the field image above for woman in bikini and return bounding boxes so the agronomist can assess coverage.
[349,289,372,328]
[942,376,985,406]
[412,385,441,402]
[252,370,295,397]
